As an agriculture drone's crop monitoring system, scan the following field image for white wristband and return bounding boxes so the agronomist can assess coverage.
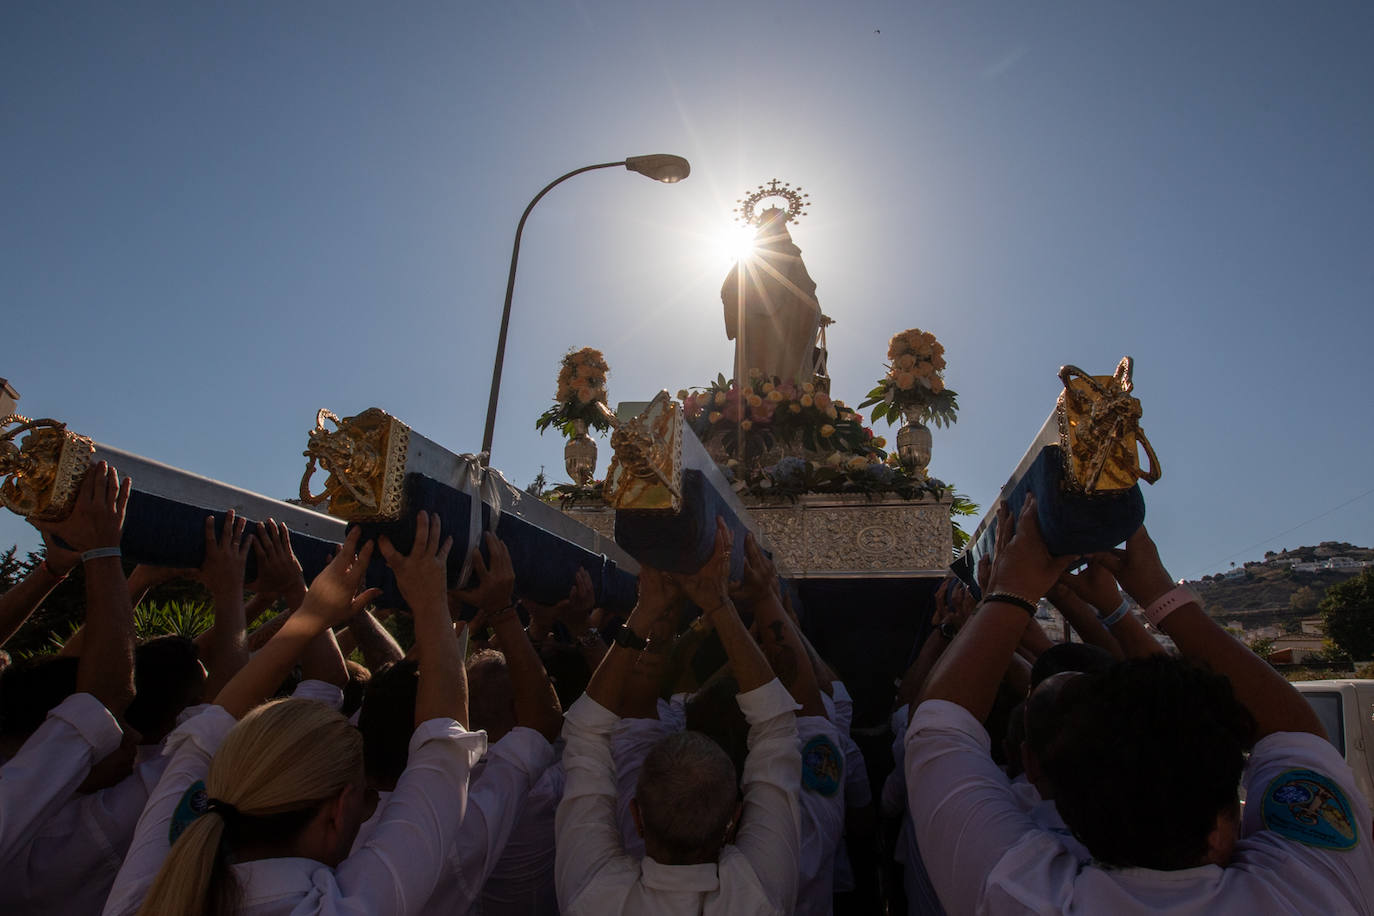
[81,546,122,563]
[1099,599,1132,629]
[1143,584,1199,627]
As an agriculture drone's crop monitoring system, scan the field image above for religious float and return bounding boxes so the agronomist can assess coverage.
[523,181,979,716]
[0,179,1162,731]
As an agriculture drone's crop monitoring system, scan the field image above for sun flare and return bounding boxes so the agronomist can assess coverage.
[715,224,757,263]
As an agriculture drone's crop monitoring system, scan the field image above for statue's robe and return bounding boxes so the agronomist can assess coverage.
[722,208,821,386]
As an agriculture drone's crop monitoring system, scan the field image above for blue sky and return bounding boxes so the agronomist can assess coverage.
[4,1,1372,580]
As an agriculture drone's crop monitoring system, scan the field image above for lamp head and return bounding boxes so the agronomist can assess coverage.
[625,154,691,183]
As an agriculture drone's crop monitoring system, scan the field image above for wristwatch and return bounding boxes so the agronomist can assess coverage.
[937,620,959,641]
[612,625,648,650]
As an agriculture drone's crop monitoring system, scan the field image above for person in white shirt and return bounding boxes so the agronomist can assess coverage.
[0,464,144,908]
[906,497,1374,914]
[120,514,485,915]
[556,519,802,915]
[351,531,563,915]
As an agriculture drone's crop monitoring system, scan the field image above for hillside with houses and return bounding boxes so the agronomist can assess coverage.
[1188,541,1374,663]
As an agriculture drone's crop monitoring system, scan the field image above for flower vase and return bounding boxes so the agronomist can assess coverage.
[896,406,933,476]
[564,419,597,486]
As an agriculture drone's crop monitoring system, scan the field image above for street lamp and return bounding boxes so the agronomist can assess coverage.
[479,154,691,465]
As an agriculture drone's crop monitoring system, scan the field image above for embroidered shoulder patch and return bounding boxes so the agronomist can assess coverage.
[169,779,210,845]
[801,735,843,797]
[1261,768,1359,850]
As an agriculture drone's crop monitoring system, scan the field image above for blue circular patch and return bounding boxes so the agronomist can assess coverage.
[1261,768,1359,851]
[801,735,843,797]
[169,779,209,845]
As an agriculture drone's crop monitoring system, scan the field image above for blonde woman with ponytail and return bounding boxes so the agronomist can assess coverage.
[105,514,484,916]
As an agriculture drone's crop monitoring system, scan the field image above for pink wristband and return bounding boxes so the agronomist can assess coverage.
[1143,584,1200,627]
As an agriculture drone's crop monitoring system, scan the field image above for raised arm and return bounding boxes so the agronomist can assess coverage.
[343,606,405,670]
[1046,578,1125,659]
[381,512,467,728]
[1061,561,1165,659]
[490,600,564,742]
[247,519,307,611]
[0,532,78,649]
[35,462,137,715]
[617,568,682,719]
[213,527,373,720]
[197,511,252,699]
[583,567,673,714]
[1094,527,1322,739]
[739,545,823,716]
[919,495,1075,721]
[675,519,775,693]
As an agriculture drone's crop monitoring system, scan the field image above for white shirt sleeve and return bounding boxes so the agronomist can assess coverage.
[905,698,1040,915]
[555,694,642,911]
[656,693,689,733]
[480,758,565,916]
[831,681,855,735]
[443,727,555,908]
[8,755,169,916]
[0,692,124,868]
[1232,730,1374,908]
[334,717,486,914]
[796,714,846,911]
[731,679,804,915]
[101,704,237,916]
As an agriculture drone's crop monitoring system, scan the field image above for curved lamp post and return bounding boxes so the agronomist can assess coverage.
[479,154,691,465]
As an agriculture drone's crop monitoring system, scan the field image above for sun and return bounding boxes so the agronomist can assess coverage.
[715,224,757,263]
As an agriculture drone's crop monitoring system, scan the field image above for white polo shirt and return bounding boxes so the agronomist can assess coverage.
[906,698,1374,915]
[555,679,802,915]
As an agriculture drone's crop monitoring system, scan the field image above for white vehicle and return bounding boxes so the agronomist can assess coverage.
[1293,679,1374,804]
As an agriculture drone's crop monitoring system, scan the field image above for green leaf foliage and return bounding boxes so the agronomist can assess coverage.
[1319,567,1374,660]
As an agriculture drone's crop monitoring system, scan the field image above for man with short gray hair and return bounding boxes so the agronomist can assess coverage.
[556,524,802,914]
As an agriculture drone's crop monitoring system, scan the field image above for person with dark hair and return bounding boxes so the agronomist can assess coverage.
[556,519,801,914]
[0,655,81,750]
[905,497,1374,912]
[1026,640,1113,689]
[125,635,206,746]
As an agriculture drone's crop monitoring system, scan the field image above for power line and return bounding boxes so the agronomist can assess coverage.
[1187,486,1374,579]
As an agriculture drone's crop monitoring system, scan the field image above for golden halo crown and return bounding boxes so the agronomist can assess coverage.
[732,178,810,226]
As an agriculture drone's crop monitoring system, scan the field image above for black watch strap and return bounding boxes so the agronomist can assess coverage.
[612,625,648,650]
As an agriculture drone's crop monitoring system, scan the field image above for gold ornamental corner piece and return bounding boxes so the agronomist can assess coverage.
[299,407,410,522]
[1055,357,1161,494]
[604,391,683,512]
[0,415,95,521]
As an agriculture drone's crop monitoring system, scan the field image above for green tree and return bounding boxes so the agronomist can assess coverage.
[1246,636,1275,660]
[1320,568,1374,660]
[1289,585,1321,613]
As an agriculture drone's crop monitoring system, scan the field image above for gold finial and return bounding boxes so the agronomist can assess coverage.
[1056,357,1161,493]
[299,407,410,521]
[0,415,94,519]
